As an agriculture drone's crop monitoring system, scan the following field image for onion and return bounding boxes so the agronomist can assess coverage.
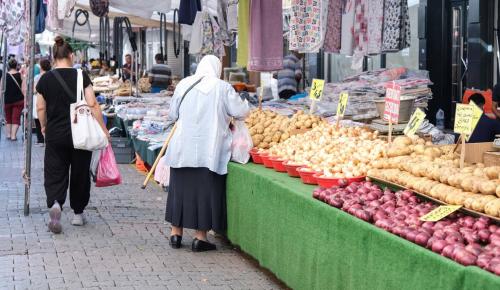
[415,232,431,246]
[442,244,456,258]
[473,221,487,230]
[465,243,482,256]
[433,229,446,240]
[357,187,370,195]
[488,262,500,275]
[477,253,493,269]
[422,222,434,230]
[478,229,491,243]
[406,230,418,243]
[431,240,447,253]
[454,248,477,266]
[489,225,499,233]
[338,178,349,188]
[401,190,414,200]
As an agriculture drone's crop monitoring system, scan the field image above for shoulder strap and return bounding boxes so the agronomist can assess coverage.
[52,69,76,100]
[178,77,204,108]
[8,73,22,92]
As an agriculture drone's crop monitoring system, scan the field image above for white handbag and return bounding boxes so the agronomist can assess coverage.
[70,69,108,151]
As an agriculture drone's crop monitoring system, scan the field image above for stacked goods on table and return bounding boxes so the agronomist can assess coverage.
[113,81,133,96]
[313,181,500,275]
[245,109,323,149]
[92,75,121,92]
[138,77,151,93]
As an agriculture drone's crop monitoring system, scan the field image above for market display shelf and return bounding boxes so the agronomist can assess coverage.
[368,176,500,224]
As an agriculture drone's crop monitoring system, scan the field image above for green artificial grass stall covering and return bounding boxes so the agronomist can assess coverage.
[226,162,500,290]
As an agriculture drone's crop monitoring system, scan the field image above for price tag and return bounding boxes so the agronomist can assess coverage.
[336,91,349,118]
[420,205,462,222]
[465,101,483,141]
[454,103,474,135]
[383,83,401,123]
[404,108,426,137]
[309,79,325,100]
[494,138,500,147]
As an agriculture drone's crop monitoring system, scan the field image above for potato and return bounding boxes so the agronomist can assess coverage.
[485,166,500,180]
[484,199,500,217]
[497,184,500,198]
[479,181,497,195]
[393,136,413,147]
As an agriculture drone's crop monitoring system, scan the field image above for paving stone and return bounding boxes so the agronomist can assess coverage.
[0,138,286,289]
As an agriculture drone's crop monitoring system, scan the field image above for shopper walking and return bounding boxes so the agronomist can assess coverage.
[149,54,172,93]
[277,52,303,99]
[36,36,109,234]
[3,58,25,141]
[33,59,51,146]
[164,55,249,252]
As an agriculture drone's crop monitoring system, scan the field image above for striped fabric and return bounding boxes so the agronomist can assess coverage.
[277,54,302,93]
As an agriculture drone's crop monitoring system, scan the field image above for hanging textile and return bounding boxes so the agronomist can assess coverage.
[57,0,76,20]
[178,0,201,25]
[366,0,384,55]
[340,0,355,56]
[226,0,238,32]
[236,0,249,68]
[247,0,283,71]
[201,0,219,16]
[0,0,27,46]
[382,0,410,52]
[189,11,226,58]
[289,0,329,53]
[46,0,64,30]
[35,0,47,34]
[109,0,171,19]
[323,0,343,53]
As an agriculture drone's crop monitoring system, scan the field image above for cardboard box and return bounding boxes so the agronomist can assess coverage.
[483,151,500,167]
[456,142,493,164]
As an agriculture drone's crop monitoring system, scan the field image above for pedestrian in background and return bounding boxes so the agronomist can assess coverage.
[149,54,172,93]
[164,55,249,252]
[33,58,52,146]
[36,36,109,234]
[3,58,24,141]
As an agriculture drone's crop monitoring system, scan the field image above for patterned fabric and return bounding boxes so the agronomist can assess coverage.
[382,0,410,52]
[352,0,368,69]
[340,0,355,55]
[0,0,27,46]
[46,0,64,30]
[323,0,343,53]
[289,0,328,53]
[366,0,384,55]
[199,12,226,58]
[57,0,76,20]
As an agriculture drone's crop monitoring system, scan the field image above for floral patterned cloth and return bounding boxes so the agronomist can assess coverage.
[381,0,410,52]
[0,0,27,46]
[46,0,64,30]
[366,0,384,55]
[323,0,343,53]
[340,0,355,55]
[199,12,226,58]
[289,0,328,53]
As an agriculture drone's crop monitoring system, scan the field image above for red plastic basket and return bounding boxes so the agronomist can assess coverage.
[271,158,287,172]
[261,154,275,168]
[284,161,304,177]
[249,148,263,164]
[313,174,367,188]
[297,167,319,185]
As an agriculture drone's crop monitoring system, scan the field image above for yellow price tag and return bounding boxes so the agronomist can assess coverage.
[454,104,474,135]
[403,108,426,137]
[465,101,483,141]
[420,205,462,222]
[309,79,325,100]
[337,92,349,118]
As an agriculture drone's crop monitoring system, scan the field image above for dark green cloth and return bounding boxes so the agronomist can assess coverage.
[132,137,161,166]
[226,163,500,290]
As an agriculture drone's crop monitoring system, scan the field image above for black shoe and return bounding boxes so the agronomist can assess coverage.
[191,238,216,252]
[169,235,182,249]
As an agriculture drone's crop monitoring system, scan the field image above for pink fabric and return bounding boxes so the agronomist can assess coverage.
[366,0,384,55]
[323,0,343,53]
[247,0,283,71]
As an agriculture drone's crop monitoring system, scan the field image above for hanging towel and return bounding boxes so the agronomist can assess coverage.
[381,0,402,52]
[340,0,355,56]
[226,0,238,32]
[400,0,411,50]
[237,0,250,68]
[247,0,283,71]
[366,0,384,55]
[289,0,328,53]
[0,0,27,46]
[189,12,204,54]
[46,0,64,30]
[352,0,368,69]
[178,0,201,25]
[324,0,343,53]
[35,0,47,34]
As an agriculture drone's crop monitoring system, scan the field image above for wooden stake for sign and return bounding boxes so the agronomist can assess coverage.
[460,134,466,169]
[388,119,393,144]
[336,115,341,129]
[309,100,317,115]
[258,86,263,111]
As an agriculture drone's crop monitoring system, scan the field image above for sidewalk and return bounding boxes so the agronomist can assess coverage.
[0,137,284,290]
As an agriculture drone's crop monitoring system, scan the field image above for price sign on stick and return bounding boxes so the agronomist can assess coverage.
[454,104,474,135]
[383,83,401,123]
[337,91,349,118]
[420,205,462,222]
[309,79,325,100]
[404,108,426,137]
[465,101,483,141]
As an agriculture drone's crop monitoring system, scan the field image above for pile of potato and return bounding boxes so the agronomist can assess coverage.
[268,123,387,178]
[245,109,322,149]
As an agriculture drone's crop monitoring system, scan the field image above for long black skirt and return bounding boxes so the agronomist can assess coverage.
[165,167,227,232]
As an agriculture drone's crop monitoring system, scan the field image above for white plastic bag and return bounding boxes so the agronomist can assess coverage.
[90,149,101,181]
[71,69,108,151]
[230,120,253,164]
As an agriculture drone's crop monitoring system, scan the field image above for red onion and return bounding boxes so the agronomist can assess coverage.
[488,262,500,275]
[431,240,447,253]
[442,244,457,258]
[433,229,446,240]
[454,248,477,266]
[465,243,483,256]
[477,253,493,269]
[338,178,349,188]
[415,232,431,246]
[473,221,487,230]
[478,229,491,243]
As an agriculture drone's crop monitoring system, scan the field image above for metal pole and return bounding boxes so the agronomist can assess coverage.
[24,0,37,216]
[1,35,8,141]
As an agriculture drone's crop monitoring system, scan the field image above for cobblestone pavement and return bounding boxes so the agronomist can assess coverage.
[0,137,285,290]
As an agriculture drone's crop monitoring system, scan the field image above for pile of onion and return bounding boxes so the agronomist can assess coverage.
[313,181,500,275]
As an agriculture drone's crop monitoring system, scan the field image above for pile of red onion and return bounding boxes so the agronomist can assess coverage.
[313,181,500,275]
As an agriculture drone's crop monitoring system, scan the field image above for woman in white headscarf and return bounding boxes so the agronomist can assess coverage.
[164,55,250,252]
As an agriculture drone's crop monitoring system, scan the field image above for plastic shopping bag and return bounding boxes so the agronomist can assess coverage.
[96,144,122,187]
[90,150,101,182]
[230,120,253,164]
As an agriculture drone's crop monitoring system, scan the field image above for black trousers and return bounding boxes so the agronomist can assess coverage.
[44,136,92,214]
[34,119,44,143]
[279,89,296,100]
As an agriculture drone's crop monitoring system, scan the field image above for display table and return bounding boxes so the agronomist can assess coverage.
[131,137,161,166]
[226,163,500,290]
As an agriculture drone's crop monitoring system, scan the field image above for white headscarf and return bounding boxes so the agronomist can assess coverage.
[187,55,222,94]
